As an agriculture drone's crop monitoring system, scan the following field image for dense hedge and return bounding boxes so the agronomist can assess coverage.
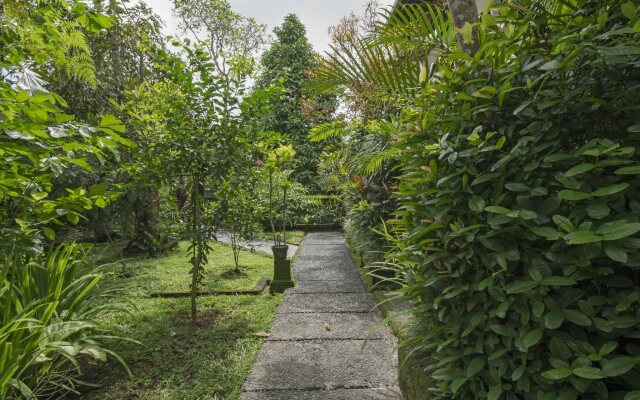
[393,1,640,399]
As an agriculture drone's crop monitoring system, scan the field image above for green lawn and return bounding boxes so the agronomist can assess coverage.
[99,242,275,294]
[283,229,305,246]
[77,243,283,400]
[259,229,305,246]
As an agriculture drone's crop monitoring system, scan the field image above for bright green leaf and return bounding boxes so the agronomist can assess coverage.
[558,190,591,201]
[592,183,629,197]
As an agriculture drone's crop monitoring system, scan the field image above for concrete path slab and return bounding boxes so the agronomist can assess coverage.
[268,313,391,340]
[288,280,365,294]
[241,232,401,399]
[293,267,361,283]
[241,388,403,400]
[242,340,397,391]
[278,293,375,314]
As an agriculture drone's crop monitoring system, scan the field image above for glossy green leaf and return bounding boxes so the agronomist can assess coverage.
[542,368,572,380]
[592,183,629,197]
[563,231,602,245]
[565,163,595,177]
[572,367,603,379]
[553,215,574,232]
[523,329,543,347]
[604,243,628,263]
[506,280,539,294]
[602,356,640,377]
[565,310,592,326]
[544,310,565,329]
[540,276,576,286]
[558,190,591,201]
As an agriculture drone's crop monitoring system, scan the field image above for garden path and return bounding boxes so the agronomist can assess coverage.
[241,232,402,399]
[216,230,298,259]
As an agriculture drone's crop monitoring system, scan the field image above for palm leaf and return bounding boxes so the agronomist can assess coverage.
[310,3,456,98]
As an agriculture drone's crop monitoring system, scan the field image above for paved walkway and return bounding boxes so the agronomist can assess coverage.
[241,232,401,399]
[216,231,298,259]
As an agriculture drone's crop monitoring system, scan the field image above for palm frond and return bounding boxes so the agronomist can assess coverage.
[355,147,401,176]
[371,3,456,52]
[308,122,347,142]
[310,3,455,98]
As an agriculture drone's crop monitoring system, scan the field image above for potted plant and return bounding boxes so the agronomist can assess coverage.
[265,145,295,260]
[262,145,296,293]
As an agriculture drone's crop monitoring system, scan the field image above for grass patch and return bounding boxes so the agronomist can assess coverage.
[75,243,283,400]
[102,242,274,294]
[283,230,305,246]
[258,229,305,246]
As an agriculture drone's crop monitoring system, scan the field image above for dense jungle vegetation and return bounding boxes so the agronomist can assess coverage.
[1,0,640,399]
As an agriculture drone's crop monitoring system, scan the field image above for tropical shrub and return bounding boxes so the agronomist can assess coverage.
[390,1,640,399]
[0,244,127,398]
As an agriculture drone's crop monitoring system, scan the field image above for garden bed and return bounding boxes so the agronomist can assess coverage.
[74,242,283,400]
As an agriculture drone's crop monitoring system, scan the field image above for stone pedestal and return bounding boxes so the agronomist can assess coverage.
[271,258,294,293]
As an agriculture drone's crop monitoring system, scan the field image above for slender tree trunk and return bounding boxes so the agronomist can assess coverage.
[231,231,241,272]
[191,175,202,323]
[108,0,122,98]
[446,0,480,55]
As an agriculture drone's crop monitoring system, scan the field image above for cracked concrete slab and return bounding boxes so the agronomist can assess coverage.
[268,312,391,340]
[241,387,403,400]
[278,293,376,314]
[293,266,361,282]
[287,280,365,294]
[242,340,398,392]
[297,243,350,256]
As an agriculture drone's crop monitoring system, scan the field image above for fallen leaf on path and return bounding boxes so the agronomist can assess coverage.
[254,331,271,338]
[324,323,331,332]
[325,382,334,391]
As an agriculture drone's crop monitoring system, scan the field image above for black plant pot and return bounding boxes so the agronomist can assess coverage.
[271,245,289,260]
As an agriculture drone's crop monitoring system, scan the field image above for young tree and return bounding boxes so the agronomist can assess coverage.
[215,173,262,274]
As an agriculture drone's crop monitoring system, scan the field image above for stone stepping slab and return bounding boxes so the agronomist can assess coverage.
[294,256,354,268]
[241,387,403,399]
[296,246,351,259]
[287,280,365,294]
[277,293,375,314]
[293,263,361,282]
[242,340,398,392]
[268,312,391,341]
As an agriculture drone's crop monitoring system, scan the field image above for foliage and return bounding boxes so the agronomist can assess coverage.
[311,119,399,259]
[214,173,263,272]
[173,0,267,78]
[382,1,640,399]
[257,14,338,187]
[126,33,283,320]
[292,194,345,226]
[0,0,133,252]
[0,244,128,398]
[1,3,132,395]
[263,145,296,247]
[74,243,282,400]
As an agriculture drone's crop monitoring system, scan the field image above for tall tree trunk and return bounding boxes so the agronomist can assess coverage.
[446,0,480,55]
